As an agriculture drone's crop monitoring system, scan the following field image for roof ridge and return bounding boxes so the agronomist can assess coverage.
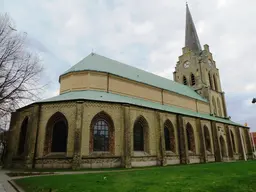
[60,53,207,102]
[72,53,198,91]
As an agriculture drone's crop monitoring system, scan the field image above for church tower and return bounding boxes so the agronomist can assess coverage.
[173,4,228,118]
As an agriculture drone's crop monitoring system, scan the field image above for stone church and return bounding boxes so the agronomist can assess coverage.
[5,4,253,169]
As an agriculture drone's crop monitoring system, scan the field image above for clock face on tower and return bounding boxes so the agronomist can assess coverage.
[183,61,190,68]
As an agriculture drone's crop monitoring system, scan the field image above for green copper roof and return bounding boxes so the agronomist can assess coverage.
[60,53,207,102]
[39,90,244,127]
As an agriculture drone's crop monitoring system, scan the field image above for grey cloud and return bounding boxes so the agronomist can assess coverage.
[25,36,50,53]
[3,0,256,131]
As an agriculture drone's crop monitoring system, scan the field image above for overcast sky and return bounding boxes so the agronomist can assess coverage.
[1,0,256,131]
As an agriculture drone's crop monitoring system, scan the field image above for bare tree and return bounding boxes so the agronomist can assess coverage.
[0,13,43,132]
[0,13,43,162]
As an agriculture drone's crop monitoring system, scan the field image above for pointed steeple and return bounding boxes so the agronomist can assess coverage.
[185,3,202,53]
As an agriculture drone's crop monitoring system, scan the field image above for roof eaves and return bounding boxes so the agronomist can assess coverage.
[34,90,246,128]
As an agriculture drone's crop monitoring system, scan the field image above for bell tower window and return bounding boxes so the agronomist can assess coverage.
[183,76,188,85]
[190,73,195,86]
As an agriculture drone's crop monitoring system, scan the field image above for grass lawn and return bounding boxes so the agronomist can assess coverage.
[15,161,256,192]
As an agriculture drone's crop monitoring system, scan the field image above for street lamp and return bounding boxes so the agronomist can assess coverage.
[252,98,256,104]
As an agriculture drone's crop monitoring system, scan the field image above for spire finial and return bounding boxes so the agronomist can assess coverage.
[91,48,95,56]
[185,3,202,53]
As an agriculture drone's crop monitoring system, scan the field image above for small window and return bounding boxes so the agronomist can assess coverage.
[190,73,195,86]
[183,76,187,85]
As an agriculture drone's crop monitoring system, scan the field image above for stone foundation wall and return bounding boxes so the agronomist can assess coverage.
[131,156,158,167]
[222,157,230,162]
[166,155,180,165]
[233,154,240,160]
[11,158,25,169]
[80,157,121,168]
[246,154,253,160]
[189,155,201,164]
[35,158,73,169]
[207,154,215,162]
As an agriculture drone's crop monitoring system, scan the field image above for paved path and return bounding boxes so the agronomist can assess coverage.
[0,170,16,192]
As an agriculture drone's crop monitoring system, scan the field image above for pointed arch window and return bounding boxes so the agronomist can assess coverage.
[164,120,175,152]
[213,74,218,91]
[133,116,149,152]
[164,127,171,151]
[208,72,213,89]
[93,120,109,151]
[51,121,68,152]
[90,111,114,153]
[190,73,196,86]
[186,123,195,152]
[44,112,68,155]
[204,126,211,152]
[183,76,188,85]
[217,98,222,117]
[17,117,28,155]
[230,130,236,153]
[220,136,227,158]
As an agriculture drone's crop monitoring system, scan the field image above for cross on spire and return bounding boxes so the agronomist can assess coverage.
[185,3,202,53]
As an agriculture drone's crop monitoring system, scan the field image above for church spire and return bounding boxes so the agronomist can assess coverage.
[185,3,202,53]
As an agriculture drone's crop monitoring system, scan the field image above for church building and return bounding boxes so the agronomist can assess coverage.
[5,4,253,169]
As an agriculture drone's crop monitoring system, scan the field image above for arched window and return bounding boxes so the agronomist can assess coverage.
[204,126,211,152]
[230,130,236,153]
[51,121,68,152]
[183,76,188,85]
[164,120,175,152]
[133,116,148,152]
[90,111,114,153]
[208,72,213,89]
[190,73,196,86]
[186,123,195,152]
[220,136,227,158]
[44,112,68,155]
[213,74,218,91]
[164,127,170,151]
[212,97,217,115]
[217,98,222,117]
[17,117,28,155]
